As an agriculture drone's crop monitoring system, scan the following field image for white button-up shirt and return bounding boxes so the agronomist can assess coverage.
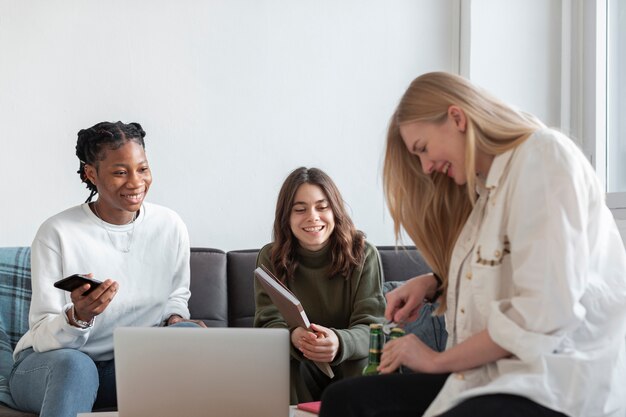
[424,129,626,417]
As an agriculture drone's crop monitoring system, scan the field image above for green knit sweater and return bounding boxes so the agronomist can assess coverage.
[254,240,385,365]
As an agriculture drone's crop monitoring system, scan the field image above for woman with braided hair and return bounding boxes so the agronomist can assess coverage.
[9,121,205,417]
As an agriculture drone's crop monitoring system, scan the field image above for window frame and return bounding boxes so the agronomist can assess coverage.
[583,0,626,211]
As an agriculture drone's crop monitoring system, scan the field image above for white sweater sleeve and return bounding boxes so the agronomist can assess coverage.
[162,218,191,321]
[27,235,92,353]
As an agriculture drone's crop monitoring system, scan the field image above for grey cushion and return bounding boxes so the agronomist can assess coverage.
[188,248,228,327]
[226,250,258,328]
[377,246,432,282]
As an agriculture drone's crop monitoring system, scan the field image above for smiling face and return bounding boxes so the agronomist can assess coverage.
[399,106,469,185]
[399,105,496,185]
[399,119,468,185]
[289,183,335,252]
[84,140,152,224]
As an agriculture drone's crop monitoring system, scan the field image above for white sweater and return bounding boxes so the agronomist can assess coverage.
[14,202,191,361]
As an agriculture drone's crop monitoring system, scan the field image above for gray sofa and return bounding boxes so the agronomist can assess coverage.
[0,246,445,417]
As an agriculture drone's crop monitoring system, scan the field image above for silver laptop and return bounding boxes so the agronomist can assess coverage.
[114,327,290,417]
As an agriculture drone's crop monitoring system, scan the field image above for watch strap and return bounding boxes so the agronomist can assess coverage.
[425,272,443,303]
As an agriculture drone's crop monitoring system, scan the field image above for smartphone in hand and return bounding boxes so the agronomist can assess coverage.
[54,274,102,295]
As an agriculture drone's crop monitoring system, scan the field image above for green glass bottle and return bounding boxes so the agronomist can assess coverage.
[362,323,384,376]
[389,327,405,340]
[389,327,406,374]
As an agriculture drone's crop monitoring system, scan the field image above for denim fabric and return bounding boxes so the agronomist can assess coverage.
[382,281,447,352]
[9,322,203,416]
[10,348,99,417]
[92,359,117,411]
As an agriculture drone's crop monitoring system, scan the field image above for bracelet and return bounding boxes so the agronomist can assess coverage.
[69,306,94,329]
[426,272,443,303]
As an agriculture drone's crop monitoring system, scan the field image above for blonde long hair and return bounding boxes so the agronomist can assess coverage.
[383,72,544,313]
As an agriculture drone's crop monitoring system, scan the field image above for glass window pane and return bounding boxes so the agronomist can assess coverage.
[607,0,626,192]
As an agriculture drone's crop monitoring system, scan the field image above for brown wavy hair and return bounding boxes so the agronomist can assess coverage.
[270,167,366,282]
[383,72,544,313]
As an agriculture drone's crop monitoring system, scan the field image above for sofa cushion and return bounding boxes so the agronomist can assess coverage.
[188,248,228,327]
[0,247,31,409]
[226,250,258,327]
[225,247,435,328]
[377,246,432,282]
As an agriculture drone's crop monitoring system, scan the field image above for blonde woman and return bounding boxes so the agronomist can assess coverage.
[319,72,626,417]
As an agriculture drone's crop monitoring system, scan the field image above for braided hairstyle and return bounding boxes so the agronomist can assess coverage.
[75,121,146,203]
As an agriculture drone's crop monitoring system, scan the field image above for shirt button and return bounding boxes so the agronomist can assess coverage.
[455,372,465,380]
[460,308,465,314]
[494,250,501,257]
[465,271,472,280]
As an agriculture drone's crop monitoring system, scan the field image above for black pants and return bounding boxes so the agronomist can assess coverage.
[291,357,366,404]
[319,373,567,417]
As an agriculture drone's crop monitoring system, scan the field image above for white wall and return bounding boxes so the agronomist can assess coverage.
[4,1,622,250]
[0,0,459,250]
[467,0,563,129]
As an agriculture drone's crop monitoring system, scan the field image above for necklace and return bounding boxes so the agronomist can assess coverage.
[93,202,137,253]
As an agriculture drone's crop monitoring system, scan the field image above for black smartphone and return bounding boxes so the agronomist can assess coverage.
[54,274,102,295]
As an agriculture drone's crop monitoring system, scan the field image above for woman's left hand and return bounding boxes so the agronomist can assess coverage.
[166,314,208,328]
[298,323,340,363]
[379,333,439,374]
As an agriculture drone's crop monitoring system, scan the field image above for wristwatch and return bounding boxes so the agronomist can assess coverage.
[425,272,443,303]
[68,305,95,329]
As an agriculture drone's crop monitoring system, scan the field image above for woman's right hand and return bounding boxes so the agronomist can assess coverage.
[291,326,312,349]
[69,275,119,324]
[379,333,440,374]
[384,273,438,323]
[291,325,337,362]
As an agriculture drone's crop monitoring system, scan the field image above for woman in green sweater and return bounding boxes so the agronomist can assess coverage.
[254,167,385,404]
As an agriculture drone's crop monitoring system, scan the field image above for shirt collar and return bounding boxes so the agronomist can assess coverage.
[484,146,517,190]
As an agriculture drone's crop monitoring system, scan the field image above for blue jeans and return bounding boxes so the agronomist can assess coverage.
[9,322,202,417]
[10,348,101,417]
